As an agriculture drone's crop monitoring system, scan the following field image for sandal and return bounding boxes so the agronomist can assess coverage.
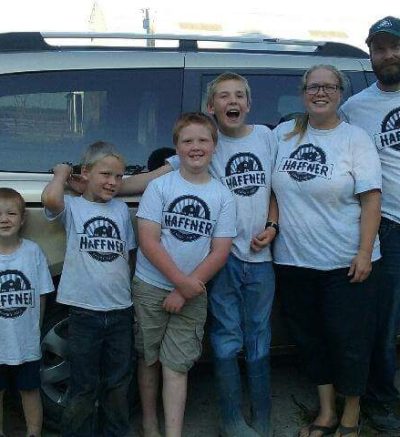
[300,422,338,436]
[335,422,361,436]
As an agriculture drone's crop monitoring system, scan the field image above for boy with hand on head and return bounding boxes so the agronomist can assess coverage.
[0,188,54,437]
[41,141,136,437]
[133,112,236,437]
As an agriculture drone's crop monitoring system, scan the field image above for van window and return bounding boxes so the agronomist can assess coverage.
[200,71,359,130]
[366,72,377,85]
[0,69,183,172]
[201,72,305,129]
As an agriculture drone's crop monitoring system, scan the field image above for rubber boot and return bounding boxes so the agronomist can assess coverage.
[246,356,271,437]
[214,357,260,437]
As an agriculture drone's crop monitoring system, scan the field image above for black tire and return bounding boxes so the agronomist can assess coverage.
[40,307,69,431]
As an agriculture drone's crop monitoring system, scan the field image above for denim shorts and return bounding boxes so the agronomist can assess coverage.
[132,276,207,373]
[0,359,41,391]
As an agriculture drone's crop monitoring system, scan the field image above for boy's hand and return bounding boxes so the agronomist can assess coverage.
[250,227,276,252]
[52,163,87,194]
[163,290,186,313]
[67,174,87,194]
[53,163,73,180]
[175,277,206,299]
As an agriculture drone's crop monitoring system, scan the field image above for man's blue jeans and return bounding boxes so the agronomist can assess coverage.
[208,253,275,361]
[366,217,400,404]
[61,306,134,437]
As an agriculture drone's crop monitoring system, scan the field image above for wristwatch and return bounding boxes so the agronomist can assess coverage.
[265,221,279,234]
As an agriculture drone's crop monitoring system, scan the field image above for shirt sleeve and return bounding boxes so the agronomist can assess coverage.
[338,105,350,122]
[44,194,70,225]
[166,154,180,170]
[350,125,382,195]
[212,186,237,238]
[136,179,164,225]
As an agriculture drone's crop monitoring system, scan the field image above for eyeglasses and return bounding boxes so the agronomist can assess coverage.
[304,84,342,95]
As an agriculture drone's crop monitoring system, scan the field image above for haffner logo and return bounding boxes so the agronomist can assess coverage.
[80,216,125,262]
[278,144,333,182]
[164,195,214,242]
[223,152,266,197]
[374,108,400,151]
[0,270,34,319]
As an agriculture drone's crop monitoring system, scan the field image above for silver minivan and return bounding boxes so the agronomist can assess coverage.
[0,31,375,428]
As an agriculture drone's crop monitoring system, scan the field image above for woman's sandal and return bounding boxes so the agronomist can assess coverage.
[335,422,361,436]
[301,422,338,436]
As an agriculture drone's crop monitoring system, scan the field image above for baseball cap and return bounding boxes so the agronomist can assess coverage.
[366,16,400,45]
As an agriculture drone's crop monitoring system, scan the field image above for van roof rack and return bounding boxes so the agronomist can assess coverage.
[0,32,369,58]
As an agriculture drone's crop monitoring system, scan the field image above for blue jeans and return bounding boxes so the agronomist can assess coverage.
[62,306,134,437]
[366,217,400,404]
[208,254,275,362]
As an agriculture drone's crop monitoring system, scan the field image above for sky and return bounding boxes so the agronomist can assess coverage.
[0,0,399,50]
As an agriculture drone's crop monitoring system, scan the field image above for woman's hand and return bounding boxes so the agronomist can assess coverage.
[348,250,372,283]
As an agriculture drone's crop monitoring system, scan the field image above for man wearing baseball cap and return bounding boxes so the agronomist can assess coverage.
[341,15,400,432]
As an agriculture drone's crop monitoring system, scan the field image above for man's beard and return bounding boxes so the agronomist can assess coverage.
[373,61,400,86]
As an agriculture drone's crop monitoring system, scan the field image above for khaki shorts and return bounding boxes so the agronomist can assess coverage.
[132,276,207,373]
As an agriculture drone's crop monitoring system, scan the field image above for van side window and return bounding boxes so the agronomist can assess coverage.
[201,73,305,129]
[366,72,377,85]
[0,69,183,172]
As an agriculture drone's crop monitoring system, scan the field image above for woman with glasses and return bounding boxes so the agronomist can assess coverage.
[272,65,382,437]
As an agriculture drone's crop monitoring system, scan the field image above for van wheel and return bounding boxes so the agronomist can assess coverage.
[40,311,69,431]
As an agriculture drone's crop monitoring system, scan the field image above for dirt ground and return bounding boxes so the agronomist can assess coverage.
[3,356,400,436]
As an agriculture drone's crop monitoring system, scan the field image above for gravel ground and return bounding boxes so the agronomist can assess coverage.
[3,356,400,436]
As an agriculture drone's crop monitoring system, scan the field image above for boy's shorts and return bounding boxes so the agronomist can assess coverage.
[0,359,41,391]
[132,276,207,373]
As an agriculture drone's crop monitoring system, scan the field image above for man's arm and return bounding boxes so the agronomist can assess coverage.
[41,164,72,214]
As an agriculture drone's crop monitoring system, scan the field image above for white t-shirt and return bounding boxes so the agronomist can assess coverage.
[0,239,54,364]
[341,82,400,224]
[46,195,136,311]
[167,125,277,263]
[135,170,236,290]
[272,120,381,270]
